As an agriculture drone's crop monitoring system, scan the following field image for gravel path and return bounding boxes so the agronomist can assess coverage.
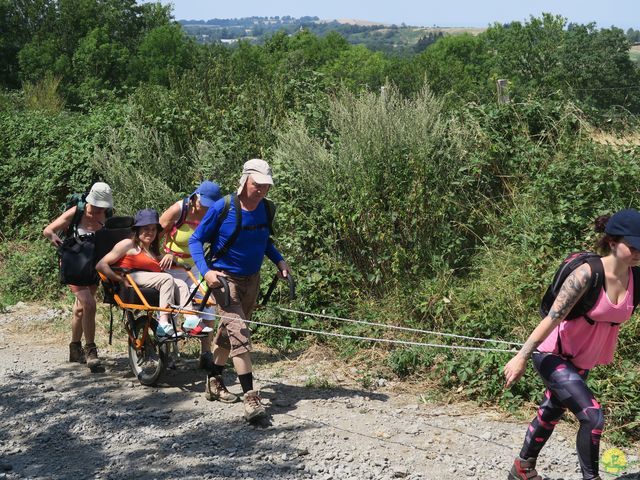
[0,303,638,480]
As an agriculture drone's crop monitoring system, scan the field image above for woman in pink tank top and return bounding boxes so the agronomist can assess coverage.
[504,209,640,480]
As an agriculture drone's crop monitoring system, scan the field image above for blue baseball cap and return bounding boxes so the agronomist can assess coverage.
[605,208,640,249]
[195,181,222,208]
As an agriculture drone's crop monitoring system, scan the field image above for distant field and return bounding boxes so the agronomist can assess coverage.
[180,17,487,53]
[324,19,486,35]
[631,45,640,63]
[433,27,486,35]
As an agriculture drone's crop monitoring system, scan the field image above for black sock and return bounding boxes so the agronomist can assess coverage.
[238,372,253,393]
[209,364,224,377]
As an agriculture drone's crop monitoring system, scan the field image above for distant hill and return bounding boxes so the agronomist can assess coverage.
[178,16,485,55]
[324,18,390,27]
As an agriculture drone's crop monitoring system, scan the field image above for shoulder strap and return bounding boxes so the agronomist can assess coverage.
[632,266,640,312]
[264,198,276,240]
[67,199,86,237]
[174,196,190,229]
[555,255,603,355]
[579,256,605,323]
[207,194,241,263]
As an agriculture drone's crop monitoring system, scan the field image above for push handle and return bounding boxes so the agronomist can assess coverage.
[199,275,231,311]
[261,272,296,306]
[286,274,296,300]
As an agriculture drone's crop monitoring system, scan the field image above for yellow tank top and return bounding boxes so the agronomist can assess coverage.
[164,221,198,266]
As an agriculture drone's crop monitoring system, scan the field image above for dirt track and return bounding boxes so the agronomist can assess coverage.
[0,303,639,480]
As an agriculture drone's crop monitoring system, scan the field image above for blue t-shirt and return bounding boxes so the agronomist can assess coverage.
[189,196,283,276]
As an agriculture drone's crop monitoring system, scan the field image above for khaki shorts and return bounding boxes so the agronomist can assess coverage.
[212,272,260,357]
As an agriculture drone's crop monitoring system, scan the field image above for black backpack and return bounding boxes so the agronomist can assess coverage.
[540,252,640,323]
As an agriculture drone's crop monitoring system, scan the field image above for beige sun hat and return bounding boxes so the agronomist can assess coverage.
[85,182,113,209]
[237,159,274,195]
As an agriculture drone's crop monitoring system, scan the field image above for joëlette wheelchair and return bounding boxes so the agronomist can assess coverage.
[94,216,230,386]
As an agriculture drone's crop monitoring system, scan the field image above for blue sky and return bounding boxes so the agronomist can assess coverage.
[157,0,639,30]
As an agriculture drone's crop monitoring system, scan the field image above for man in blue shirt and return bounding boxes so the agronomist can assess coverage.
[189,159,290,421]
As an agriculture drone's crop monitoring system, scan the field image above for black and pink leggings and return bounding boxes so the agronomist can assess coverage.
[519,352,604,480]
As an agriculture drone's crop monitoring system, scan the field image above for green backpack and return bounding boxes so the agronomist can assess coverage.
[63,192,113,237]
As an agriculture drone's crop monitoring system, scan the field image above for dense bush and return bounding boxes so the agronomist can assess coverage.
[274,85,501,289]
[0,103,130,239]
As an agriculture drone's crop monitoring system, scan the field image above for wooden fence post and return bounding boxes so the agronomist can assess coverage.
[497,79,510,104]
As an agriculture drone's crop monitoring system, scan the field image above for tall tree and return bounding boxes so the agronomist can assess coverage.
[483,13,566,95]
[0,0,52,87]
[11,0,173,102]
[129,23,196,86]
[416,33,491,102]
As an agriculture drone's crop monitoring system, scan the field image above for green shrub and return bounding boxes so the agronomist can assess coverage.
[3,70,640,442]
[274,84,501,293]
[0,103,128,239]
[23,73,65,113]
[0,240,62,304]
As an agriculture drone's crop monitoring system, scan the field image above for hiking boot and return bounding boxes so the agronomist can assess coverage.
[199,351,214,371]
[205,375,238,403]
[508,457,542,480]
[69,342,86,363]
[243,390,266,421]
[84,343,102,369]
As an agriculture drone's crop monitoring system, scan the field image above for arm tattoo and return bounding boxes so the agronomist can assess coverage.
[548,266,591,322]
[518,266,592,360]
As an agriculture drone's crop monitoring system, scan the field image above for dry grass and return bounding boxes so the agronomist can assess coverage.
[22,74,65,113]
[589,129,640,146]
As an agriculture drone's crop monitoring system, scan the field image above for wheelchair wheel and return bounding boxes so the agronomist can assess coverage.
[126,311,167,386]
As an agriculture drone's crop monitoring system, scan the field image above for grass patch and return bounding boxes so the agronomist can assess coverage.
[303,374,335,389]
[23,74,65,113]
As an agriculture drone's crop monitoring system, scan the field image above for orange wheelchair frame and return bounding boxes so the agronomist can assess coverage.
[99,266,225,386]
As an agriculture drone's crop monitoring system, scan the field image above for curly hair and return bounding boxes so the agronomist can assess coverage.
[594,215,622,255]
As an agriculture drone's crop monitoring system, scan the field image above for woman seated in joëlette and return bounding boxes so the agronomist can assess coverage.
[96,208,196,337]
